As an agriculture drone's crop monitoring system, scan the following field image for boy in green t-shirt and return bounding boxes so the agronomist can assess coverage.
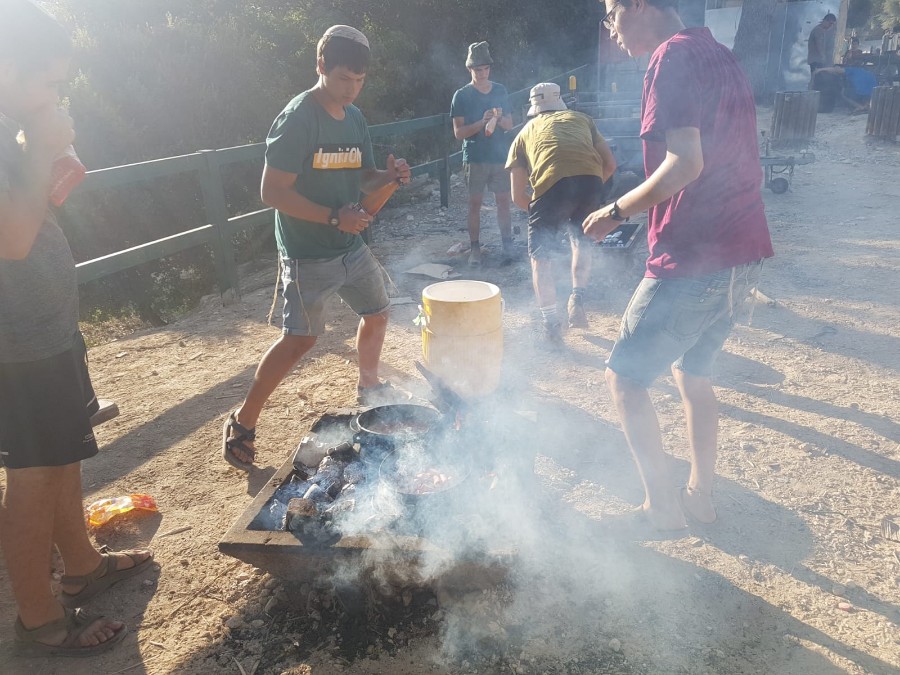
[223,25,411,471]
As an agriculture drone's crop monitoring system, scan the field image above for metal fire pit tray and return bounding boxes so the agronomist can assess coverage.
[218,409,517,589]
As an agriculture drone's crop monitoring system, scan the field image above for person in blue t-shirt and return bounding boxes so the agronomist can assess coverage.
[450,42,514,266]
[815,65,877,114]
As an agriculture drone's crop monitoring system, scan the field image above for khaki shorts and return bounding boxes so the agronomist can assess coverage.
[464,162,510,196]
[281,245,390,337]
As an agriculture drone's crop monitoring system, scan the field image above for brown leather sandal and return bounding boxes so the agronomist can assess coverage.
[59,546,153,609]
[14,608,128,657]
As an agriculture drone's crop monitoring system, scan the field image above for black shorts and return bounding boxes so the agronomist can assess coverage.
[0,332,100,469]
[528,175,608,260]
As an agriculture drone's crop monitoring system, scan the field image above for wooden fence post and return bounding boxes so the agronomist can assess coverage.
[440,113,451,208]
[198,149,240,302]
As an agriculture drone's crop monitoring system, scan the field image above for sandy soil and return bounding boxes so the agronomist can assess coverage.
[0,109,898,675]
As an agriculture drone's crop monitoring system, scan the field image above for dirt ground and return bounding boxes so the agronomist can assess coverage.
[1,109,898,675]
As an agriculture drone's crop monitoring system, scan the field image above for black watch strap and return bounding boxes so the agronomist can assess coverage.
[328,207,340,227]
[610,201,626,221]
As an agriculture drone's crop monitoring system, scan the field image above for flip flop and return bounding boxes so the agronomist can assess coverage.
[59,546,154,609]
[15,608,128,657]
[222,410,255,471]
[680,486,718,525]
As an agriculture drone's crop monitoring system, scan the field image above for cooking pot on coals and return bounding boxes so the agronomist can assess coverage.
[350,404,441,464]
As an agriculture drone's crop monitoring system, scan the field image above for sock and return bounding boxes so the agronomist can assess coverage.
[540,306,558,324]
[470,239,480,249]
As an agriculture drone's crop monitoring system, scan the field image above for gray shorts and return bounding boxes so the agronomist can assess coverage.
[281,245,390,337]
[464,162,510,196]
[606,261,764,387]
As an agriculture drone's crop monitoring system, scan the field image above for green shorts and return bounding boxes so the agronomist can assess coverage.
[281,245,390,337]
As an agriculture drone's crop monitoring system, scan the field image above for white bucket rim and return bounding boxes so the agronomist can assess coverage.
[422,280,501,303]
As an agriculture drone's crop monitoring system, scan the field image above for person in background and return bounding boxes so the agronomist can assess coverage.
[0,0,152,656]
[584,0,774,530]
[450,41,515,267]
[842,35,863,65]
[506,82,616,346]
[814,64,878,114]
[222,25,411,472]
[808,13,837,86]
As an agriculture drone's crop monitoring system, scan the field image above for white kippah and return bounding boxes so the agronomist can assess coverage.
[323,25,369,49]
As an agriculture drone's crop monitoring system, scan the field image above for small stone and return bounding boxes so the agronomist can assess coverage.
[225,616,244,629]
[716,650,725,659]
[430,610,444,621]
[740,442,756,453]
[388,627,397,639]
[265,597,279,614]
[832,584,847,597]
[142,579,155,588]
[250,619,266,629]
[837,602,854,612]
[738,555,750,563]
[265,578,280,590]
[844,579,858,590]
[608,638,622,652]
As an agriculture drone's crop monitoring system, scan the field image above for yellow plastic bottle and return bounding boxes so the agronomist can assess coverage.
[85,494,158,527]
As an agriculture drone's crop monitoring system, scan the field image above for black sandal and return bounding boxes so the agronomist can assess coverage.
[222,410,256,471]
[14,608,128,657]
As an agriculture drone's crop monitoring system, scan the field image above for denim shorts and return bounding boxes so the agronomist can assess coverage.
[464,162,510,196]
[606,261,764,387]
[281,245,390,337]
[528,175,607,260]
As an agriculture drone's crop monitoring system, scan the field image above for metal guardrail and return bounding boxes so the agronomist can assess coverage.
[73,66,594,299]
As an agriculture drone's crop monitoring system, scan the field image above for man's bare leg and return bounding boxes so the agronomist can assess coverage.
[1,465,122,646]
[495,191,513,242]
[53,463,151,595]
[571,238,591,289]
[672,366,718,523]
[605,368,687,530]
[467,193,484,245]
[228,334,317,463]
[531,256,556,310]
[357,309,389,389]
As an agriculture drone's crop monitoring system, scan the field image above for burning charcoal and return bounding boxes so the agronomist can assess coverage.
[284,497,318,532]
[340,483,357,497]
[343,461,366,485]
[325,499,355,515]
[312,457,343,487]
[273,479,314,503]
[303,483,333,505]
[325,441,359,462]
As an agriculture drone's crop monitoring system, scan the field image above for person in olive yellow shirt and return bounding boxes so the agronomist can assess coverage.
[506,82,616,346]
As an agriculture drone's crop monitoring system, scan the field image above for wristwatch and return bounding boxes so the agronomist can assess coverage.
[609,201,626,222]
[328,207,341,227]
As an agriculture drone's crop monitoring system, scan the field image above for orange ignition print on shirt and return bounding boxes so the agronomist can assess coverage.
[312,145,364,170]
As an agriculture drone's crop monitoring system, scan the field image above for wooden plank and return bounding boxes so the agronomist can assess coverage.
[224,208,274,237]
[213,143,266,165]
[77,153,204,193]
[369,115,445,138]
[76,224,214,284]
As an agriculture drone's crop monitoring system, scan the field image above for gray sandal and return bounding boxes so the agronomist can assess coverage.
[59,546,153,609]
[15,608,128,657]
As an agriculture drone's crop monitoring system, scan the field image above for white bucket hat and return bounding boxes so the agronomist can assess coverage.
[527,82,568,117]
